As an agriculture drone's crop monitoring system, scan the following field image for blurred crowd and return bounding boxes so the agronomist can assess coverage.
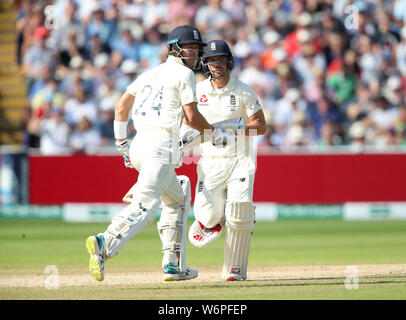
[15,0,406,154]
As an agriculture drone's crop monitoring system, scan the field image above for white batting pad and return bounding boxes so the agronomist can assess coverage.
[222,202,255,280]
[103,200,160,258]
[157,175,191,271]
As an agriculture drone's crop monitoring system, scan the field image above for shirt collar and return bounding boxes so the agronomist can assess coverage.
[166,55,185,67]
[207,75,235,95]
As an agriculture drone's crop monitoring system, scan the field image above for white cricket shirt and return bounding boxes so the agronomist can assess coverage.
[126,55,197,138]
[196,75,262,157]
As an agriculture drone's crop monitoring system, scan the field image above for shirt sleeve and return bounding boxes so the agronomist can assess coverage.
[179,69,197,106]
[126,75,142,96]
[242,86,262,118]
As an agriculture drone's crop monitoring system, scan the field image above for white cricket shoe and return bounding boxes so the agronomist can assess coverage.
[163,263,198,281]
[188,219,224,247]
[86,234,106,281]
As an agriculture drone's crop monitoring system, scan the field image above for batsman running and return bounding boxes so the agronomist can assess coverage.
[183,40,266,281]
[85,26,232,282]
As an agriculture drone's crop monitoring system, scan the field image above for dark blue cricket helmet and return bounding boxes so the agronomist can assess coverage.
[201,40,234,78]
[167,25,206,70]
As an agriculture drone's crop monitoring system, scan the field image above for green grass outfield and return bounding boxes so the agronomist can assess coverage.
[0,219,406,300]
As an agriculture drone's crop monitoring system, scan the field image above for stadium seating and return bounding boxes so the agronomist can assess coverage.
[0,1,26,145]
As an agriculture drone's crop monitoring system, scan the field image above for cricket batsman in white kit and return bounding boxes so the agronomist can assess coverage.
[184,40,266,281]
[85,26,232,282]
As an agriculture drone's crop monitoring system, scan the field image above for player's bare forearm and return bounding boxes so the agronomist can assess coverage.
[182,102,214,134]
[115,92,134,122]
[115,92,135,142]
[244,109,267,136]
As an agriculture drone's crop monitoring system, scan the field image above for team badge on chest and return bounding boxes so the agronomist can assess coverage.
[228,94,237,112]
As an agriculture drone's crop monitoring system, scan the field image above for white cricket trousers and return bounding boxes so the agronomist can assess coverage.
[193,153,256,228]
[105,128,184,265]
[129,128,184,211]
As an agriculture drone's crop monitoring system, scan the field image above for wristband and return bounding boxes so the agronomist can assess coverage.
[114,120,128,140]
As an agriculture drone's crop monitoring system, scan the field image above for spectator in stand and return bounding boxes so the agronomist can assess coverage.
[244,0,272,32]
[381,75,405,108]
[117,0,143,21]
[50,1,86,64]
[393,0,406,23]
[23,26,55,93]
[86,5,117,52]
[326,49,358,105]
[283,11,314,62]
[396,26,406,77]
[393,105,406,143]
[316,121,344,149]
[369,92,401,134]
[375,10,399,50]
[233,26,254,67]
[97,97,115,147]
[111,28,140,61]
[26,107,71,155]
[69,115,101,154]
[17,2,43,66]
[60,29,87,67]
[95,77,121,109]
[306,95,342,140]
[91,52,113,99]
[16,0,406,152]
[292,32,326,105]
[355,34,382,85]
[293,39,326,85]
[139,28,164,70]
[221,0,247,26]
[167,0,197,27]
[58,56,92,99]
[260,29,282,72]
[283,110,313,147]
[63,86,98,127]
[319,13,347,67]
[239,54,276,93]
[272,87,307,133]
[30,77,65,119]
[273,58,302,99]
[402,132,406,148]
[51,0,71,23]
[85,33,111,63]
[344,81,375,122]
[195,0,233,40]
[16,0,33,65]
[284,125,309,148]
[233,26,265,68]
[28,64,52,100]
[348,120,368,151]
[142,0,168,30]
[351,2,377,37]
[74,0,109,24]
[116,58,138,92]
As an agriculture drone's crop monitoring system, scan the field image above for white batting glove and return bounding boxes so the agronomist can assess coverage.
[115,140,134,169]
[211,127,236,146]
